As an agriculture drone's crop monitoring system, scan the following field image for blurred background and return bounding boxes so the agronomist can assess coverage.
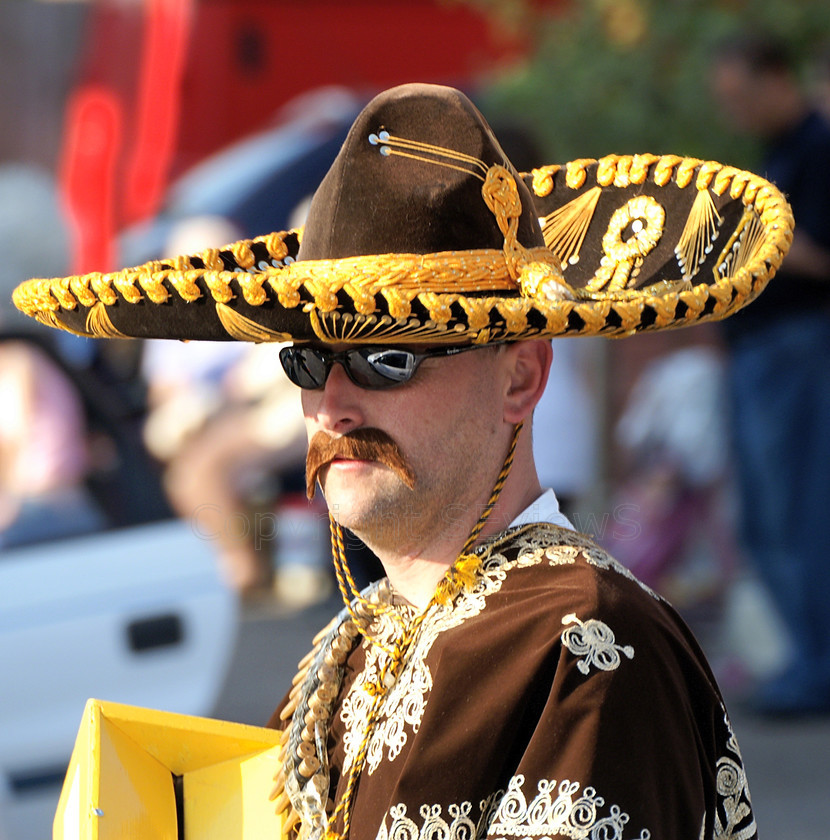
[1,0,829,838]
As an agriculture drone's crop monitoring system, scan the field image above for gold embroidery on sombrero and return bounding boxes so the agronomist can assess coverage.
[202,272,233,304]
[708,282,736,319]
[229,240,257,269]
[369,130,490,180]
[86,301,127,338]
[235,273,269,306]
[653,154,685,186]
[370,130,541,287]
[10,157,793,343]
[530,164,560,197]
[564,159,595,189]
[480,164,531,281]
[70,274,97,308]
[647,292,681,330]
[717,209,767,282]
[89,273,117,305]
[587,195,666,293]
[309,310,468,345]
[418,291,458,325]
[675,157,704,188]
[539,186,601,267]
[278,251,522,314]
[611,298,645,334]
[495,299,530,333]
[113,273,142,303]
[138,272,170,305]
[50,277,77,310]
[458,296,496,332]
[168,272,202,303]
[676,188,723,281]
[526,153,787,331]
[35,310,92,338]
[678,285,710,324]
[216,303,293,342]
[517,263,575,308]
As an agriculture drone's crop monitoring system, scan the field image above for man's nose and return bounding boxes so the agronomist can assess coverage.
[307,361,366,434]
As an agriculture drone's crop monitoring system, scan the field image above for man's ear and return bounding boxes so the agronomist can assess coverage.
[502,340,552,424]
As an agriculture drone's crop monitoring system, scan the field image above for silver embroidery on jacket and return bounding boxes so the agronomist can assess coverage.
[560,614,635,675]
[712,714,756,840]
[341,526,662,776]
[374,774,651,840]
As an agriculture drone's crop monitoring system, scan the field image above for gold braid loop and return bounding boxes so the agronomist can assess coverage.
[324,421,524,840]
[481,165,532,281]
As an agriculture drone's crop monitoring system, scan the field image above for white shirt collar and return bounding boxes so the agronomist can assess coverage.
[508,488,574,532]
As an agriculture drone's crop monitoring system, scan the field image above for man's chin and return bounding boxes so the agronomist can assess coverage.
[320,475,413,537]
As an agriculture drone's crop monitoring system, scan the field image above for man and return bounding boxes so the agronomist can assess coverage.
[711,32,830,717]
[14,83,792,839]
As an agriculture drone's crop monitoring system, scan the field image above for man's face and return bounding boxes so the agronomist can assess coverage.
[297,343,508,555]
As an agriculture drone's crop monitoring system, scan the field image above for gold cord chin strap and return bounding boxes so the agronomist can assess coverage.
[324,420,524,840]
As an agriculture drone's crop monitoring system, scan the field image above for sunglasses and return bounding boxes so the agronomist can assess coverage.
[279,344,489,390]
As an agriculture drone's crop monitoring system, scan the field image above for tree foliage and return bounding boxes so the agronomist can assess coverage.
[464,0,830,169]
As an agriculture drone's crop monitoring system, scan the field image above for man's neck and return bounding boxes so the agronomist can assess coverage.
[366,464,543,610]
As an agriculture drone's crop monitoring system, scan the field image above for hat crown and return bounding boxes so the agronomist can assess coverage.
[297,83,544,261]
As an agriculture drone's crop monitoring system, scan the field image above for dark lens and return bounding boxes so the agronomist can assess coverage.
[347,348,418,387]
[279,347,329,389]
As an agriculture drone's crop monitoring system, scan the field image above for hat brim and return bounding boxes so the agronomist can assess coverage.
[13,154,793,344]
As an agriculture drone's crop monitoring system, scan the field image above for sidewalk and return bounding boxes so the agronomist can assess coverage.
[213,597,830,840]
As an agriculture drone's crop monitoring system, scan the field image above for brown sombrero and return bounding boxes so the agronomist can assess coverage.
[13,83,793,345]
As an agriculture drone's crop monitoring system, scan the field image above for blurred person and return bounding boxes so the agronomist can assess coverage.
[143,215,329,602]
[140,215,250,464]
[810,42,830,122]
[604,344,737,607]
[711,32,830,716]
[0,338,104,547]
[15,82,796,840]
[162,341,323,601]
[0,164,105,547]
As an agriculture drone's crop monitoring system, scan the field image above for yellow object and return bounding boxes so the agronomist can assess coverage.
[54,698,283,840]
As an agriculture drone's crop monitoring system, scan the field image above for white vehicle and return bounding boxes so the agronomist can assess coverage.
[0,520,237,840]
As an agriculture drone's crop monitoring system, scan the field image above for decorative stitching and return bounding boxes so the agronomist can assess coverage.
[560,614,635,675]
[11,160,794,343]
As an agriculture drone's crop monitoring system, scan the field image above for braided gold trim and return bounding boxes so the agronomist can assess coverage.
[12,156,793,344]
[530,165,560,197]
